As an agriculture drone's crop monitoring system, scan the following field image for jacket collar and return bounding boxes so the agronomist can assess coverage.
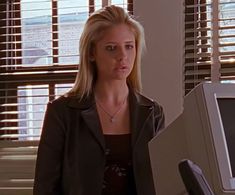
[129,89,155,148]
[67,93,96,109]
[67,88,154,109]
[67,89,154,151]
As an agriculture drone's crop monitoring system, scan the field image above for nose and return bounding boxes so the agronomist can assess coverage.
[117,47,127,61]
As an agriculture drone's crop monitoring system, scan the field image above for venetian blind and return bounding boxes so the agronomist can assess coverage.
[184,0,235,95]
[0,0,133,140]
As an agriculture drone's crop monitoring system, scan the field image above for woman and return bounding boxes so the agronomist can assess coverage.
[33,5,165,195]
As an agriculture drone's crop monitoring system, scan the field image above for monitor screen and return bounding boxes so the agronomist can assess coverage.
[217,98,235,177]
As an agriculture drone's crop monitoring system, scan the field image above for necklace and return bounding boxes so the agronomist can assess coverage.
[95,96,127,123]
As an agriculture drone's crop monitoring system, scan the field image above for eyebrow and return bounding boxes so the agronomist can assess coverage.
[125,41,135,44]
[105,41,135,44]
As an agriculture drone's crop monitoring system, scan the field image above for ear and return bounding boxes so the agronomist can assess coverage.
[90,56,95,62]
[89,47,96,62]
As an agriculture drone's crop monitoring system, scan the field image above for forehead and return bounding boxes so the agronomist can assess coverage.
[97,24,135,44]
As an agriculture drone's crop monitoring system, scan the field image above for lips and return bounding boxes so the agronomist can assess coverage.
[115,65,128,71]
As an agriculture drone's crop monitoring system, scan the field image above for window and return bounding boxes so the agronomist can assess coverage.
[184,0,235,95]
[0,0,133,140]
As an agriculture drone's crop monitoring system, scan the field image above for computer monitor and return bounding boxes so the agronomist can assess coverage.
[148,82,235,195]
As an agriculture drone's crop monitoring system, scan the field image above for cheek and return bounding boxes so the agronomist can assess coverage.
[95,57,112,73]
[96,51,114,61]
[129,50,136,63]
[95,53,109,67]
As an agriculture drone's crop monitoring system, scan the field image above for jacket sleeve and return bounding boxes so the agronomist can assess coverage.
[33,101,65,195]
[153,102,165,136]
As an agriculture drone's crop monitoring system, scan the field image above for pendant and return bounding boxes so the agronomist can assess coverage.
[110,117,115,123]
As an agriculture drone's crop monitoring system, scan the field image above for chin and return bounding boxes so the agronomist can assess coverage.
[113,76,128,81]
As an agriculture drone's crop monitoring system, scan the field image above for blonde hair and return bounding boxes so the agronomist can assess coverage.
[67,5,146,98]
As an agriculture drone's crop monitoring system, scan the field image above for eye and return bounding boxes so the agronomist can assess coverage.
[125,44,134,50]
[105,45,116,51]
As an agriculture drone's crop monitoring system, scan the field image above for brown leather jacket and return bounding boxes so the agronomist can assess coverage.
[33,89,165,195]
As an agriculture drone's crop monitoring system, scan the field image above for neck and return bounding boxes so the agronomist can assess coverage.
[94,81,129,104]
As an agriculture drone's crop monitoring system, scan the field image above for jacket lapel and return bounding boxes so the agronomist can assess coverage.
[129,90,154,149]
[68,95,105,152]
[81,107,105,152]
[67,90,154,152]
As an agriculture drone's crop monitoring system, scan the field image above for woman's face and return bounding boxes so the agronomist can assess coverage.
[93,24,136,82]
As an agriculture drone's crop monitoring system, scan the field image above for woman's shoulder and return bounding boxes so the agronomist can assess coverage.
[134,91,161,107]
[47,95,80,110]
[48,95,71,106]
[134,91,164,118]
[48,94,94,110]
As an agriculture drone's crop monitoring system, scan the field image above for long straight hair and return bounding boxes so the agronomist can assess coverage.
[67,5,146,98]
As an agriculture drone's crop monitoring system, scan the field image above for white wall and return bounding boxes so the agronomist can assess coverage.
[134,0,184,125]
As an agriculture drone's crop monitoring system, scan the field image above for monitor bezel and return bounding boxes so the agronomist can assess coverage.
[203,84,235,190]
